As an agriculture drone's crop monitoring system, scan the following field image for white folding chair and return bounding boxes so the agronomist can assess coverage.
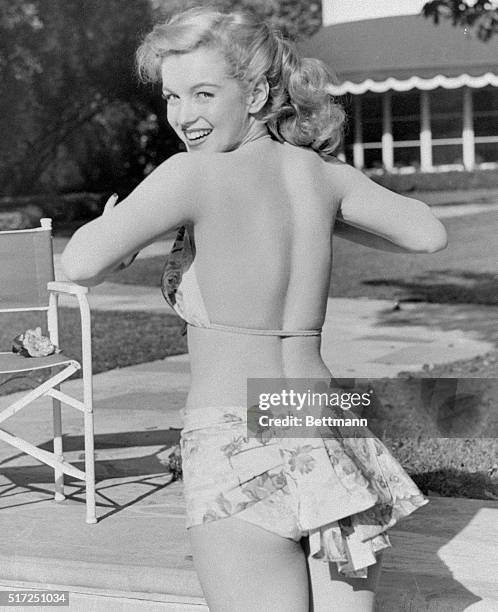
[0,218,96,523]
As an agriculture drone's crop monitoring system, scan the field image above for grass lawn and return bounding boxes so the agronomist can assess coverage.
[106,256,166,287]
[0,308,186,396]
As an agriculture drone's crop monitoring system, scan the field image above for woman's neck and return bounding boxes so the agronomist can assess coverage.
[237,121,270,149]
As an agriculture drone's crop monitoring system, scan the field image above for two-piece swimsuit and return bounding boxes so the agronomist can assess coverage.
[162,225,428,579]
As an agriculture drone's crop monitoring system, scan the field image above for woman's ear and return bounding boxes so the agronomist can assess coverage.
[247,76,269,114]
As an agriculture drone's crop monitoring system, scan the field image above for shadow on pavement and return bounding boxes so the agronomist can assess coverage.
[0,428,182,522]
[364,269,497,306]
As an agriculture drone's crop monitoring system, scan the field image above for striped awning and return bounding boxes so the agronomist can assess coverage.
[298,14,498,95]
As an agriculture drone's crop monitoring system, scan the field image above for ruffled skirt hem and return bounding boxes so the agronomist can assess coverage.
[308,492,428,578]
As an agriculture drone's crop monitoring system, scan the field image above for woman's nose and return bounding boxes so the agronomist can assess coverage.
[177,99,197,127]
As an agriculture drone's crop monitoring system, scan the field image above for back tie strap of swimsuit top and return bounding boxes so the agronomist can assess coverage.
[187,321,322,337]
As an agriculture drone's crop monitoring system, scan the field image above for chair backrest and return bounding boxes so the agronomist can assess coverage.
[0,219,54,312]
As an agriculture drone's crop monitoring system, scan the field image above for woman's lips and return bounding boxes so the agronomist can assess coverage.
[184,128,213,145]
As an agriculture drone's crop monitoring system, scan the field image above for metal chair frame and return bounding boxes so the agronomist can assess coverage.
[0,218,96,523]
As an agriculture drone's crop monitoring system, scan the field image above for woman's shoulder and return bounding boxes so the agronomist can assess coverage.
[159,152,202,173]
[279,142,348,173]
[156,152,215,192]
[320,158,374,200]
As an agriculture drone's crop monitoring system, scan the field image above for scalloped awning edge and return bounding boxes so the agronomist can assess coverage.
[328,72,498,95]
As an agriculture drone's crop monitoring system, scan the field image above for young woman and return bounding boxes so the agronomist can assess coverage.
[62,7,447,611]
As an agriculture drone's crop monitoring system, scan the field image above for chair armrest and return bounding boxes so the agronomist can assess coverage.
[47,281,89,296]
[47,283,92,387]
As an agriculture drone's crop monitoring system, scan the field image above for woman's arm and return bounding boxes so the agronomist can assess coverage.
[327,162,448,253]
[333,216,426,253]
[61,153,200,286]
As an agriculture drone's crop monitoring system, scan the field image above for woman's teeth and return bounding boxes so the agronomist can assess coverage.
[185,129,212,142]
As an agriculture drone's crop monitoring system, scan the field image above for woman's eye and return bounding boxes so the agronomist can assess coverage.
[196,91,213,99]
[162,93,178,103]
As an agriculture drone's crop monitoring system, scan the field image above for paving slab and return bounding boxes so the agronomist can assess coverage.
[430,201,498,218]
[321,298,493,377]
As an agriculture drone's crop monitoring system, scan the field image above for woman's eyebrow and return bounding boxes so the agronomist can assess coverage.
[190,82,221,89]
[161,82,221,95]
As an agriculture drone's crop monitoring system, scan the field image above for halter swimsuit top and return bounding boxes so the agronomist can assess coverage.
[161,226,322,337]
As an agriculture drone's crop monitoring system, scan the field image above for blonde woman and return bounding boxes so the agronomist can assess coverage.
[62,7,447,611]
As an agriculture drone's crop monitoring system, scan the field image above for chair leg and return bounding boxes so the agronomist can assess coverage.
[84,410,97,524]
[52,394,65,501]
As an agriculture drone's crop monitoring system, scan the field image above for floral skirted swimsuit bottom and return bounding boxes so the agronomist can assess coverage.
[162,225,428,579]
[180,403,428,579]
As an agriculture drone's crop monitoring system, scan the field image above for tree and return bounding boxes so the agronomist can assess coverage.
[152,0,322,40]
[422,0,498,41]
[0,0,154,195]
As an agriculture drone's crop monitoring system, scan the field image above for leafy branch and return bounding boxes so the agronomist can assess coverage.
[423,0,498,41]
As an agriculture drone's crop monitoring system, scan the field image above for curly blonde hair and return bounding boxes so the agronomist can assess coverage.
[136,7,345,157]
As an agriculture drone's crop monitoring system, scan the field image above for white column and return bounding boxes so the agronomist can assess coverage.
[420,90,433,172]
[353,96,364,169]
[336,136,346,162]
[462,87,475,170]
[382,91,394,171]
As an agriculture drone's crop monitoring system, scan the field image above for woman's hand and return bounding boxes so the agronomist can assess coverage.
[103,192,120,215]
[61,153,199,284]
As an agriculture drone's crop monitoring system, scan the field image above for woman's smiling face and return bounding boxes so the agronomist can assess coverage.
[161,47,251,153]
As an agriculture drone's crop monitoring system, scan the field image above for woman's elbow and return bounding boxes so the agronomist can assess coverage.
[59,223,102,284]
[410,207,448,253]
[419,223,448,253]
[60,247,102,285]
[60,250,87,283]
[424,225,448,253]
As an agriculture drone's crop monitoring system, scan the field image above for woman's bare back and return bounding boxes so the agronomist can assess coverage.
[186,137,338,407]
[61,137,446,409]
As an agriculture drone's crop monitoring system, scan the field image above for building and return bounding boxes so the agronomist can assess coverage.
[299,0,498,174]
